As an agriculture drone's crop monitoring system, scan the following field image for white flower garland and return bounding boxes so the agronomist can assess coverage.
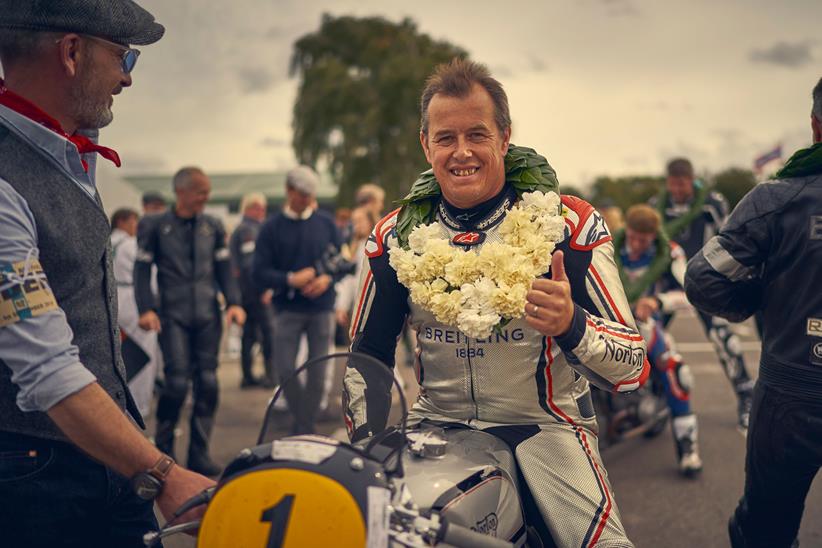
[388,191,566,339]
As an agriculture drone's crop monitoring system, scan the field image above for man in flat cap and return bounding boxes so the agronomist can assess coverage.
[0,1,213,545]
[253,166,348,435]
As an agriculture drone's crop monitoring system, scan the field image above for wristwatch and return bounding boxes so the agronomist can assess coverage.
[131,454,175,501]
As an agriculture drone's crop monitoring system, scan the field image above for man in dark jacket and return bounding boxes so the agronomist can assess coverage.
[0,2,213,545]
[686,76,822,548]
[135,166,245,476]
[230,192,275,388]
[652,157,755,433]
[253,166,347,434]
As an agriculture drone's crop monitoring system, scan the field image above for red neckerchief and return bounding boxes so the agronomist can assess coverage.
[0,79,121,172]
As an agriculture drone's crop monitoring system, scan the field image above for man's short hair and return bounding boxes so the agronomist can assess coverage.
[110,207,138,230]
[812,76,822,121]
[355,183,385,207]
[0,29,53,67]
[172,166,205,192]
[625,204,661,234]
[141,191,166,208]
[420,58,511,135]
[666,158,694,178]
[240,192,266,212]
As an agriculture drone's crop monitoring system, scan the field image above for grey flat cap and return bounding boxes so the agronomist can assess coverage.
[0,0,164,46]
[286,165,319,195]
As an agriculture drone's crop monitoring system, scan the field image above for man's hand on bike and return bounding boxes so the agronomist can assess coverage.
[138,310,162,332]
[156,466,216,533]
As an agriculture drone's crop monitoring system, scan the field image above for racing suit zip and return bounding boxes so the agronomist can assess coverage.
[464,242,480,419]
[466,338,479,418]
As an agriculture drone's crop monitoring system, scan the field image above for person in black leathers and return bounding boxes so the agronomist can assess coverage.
[135,166,245,476]
[686,76,822,548]
[229,192,275,388]
[652,158,755,433]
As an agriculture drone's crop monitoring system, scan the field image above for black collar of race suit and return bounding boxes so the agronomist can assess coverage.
[438,185,516,231]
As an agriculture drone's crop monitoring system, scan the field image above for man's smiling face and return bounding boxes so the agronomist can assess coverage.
[420,83,511,209]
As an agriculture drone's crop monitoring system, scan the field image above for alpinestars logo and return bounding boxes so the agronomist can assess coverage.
[472,513,499,536]
[452,232,486,246]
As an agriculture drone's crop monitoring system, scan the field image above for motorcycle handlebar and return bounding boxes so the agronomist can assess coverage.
[438,517,514,548]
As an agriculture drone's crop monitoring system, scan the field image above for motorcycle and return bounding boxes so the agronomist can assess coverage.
[144,352,538,547]
[591,377,669,450]
[591,319,671,451]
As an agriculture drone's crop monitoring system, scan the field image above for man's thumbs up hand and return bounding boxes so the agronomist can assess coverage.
[525,250,575,337]
[549,249,569,282]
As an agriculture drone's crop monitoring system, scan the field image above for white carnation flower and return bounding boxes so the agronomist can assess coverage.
[457,309,501,340]
[491,282,529,318]
[408,222,444,254]
[388,247,419,285]
[416,239,456,280]
[444,249,481,287]
[521,190,560,213]
[429,289,464,325]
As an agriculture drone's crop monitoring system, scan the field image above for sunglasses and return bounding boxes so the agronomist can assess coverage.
[57,34,141,74]
[83,35,141,74]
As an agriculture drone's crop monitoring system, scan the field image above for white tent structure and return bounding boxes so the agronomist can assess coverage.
[96,162,144,218]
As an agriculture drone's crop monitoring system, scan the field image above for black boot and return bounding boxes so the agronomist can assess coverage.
[188,415,221,477]
[154,420,177,461]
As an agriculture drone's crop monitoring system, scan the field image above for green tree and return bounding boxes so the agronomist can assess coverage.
[588,175,664,211]
[290,15,467,207]
[711,167,756,209]
[558,184,587,201]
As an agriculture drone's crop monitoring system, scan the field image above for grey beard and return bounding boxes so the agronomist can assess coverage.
[68,80,114,130]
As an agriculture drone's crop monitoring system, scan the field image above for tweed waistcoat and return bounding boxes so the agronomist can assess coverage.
[0,124,142,441]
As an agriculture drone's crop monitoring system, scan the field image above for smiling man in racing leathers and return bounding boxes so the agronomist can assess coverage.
[343,59,647,548]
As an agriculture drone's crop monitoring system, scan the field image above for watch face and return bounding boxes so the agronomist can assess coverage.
[132,473,162,500]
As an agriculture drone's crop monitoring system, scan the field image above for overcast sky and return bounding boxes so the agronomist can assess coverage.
[102,0,820,190]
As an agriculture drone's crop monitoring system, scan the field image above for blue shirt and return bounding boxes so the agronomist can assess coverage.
[0,103,102,412]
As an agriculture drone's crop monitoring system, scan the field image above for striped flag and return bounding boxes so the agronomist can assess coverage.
[753,144,782,173]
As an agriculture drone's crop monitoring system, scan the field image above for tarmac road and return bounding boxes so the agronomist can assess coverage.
[154,311,821,547]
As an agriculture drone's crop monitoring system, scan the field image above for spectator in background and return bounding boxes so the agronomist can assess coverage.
[137,191,165,388]
[135,167,245,476]
[335,206,379,334]
[651,157,755,433]
[230,192,275,388]
[616,205,702,476]
[335,207,352,245]
[599,204,624,234]
[355,182,386,217]
[253,166,346,434]
[111,208,161,419]
[141,190,166,214]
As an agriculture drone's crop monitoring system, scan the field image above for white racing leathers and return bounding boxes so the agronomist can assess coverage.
[344,192,648,548]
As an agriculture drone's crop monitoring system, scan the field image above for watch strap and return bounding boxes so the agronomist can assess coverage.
[148,454,175,482]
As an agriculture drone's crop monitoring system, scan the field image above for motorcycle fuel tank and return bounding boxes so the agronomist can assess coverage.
[400,428,525,545]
